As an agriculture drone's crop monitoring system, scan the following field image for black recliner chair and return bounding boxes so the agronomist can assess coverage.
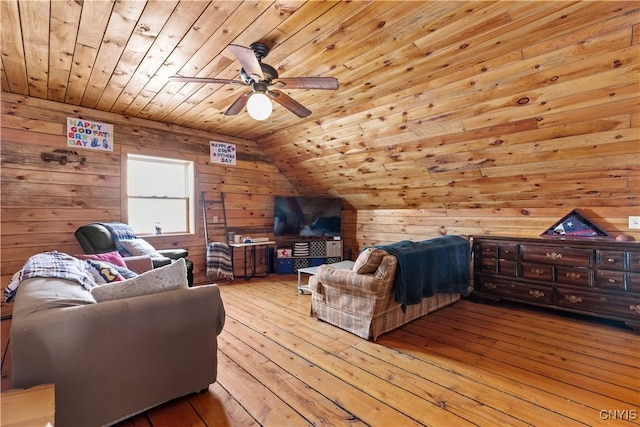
[75,222,194,286]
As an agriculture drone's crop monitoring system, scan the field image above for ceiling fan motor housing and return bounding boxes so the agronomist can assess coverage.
[238,42,278,84]
[240,63,279,84]
[250,42,270,60]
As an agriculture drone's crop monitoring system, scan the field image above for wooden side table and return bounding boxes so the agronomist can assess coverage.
[1,384,55,426]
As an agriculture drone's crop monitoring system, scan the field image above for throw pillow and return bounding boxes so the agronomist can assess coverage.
[75,250,127,268]
[91,258,188,302]
[86,259,125,285]
[118,238,163,258]
[110,264,139,279]
[352,248,386,274]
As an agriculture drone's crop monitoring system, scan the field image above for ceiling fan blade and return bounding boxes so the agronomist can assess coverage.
[224,91,251,116]
[169,76,245,86]
[268,90,311,118]
[229,44,264,81]
[273,77,339,90]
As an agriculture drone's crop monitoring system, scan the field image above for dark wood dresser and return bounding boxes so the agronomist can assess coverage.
[472,235,640,331]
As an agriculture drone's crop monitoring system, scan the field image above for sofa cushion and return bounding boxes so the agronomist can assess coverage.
[118,238,163,258]
[353,248,387,274]
[91,258,188,302]
[13,277,97,319]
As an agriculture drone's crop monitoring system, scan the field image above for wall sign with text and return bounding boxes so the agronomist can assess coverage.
[67,117,114,151]
[210,141,236,165]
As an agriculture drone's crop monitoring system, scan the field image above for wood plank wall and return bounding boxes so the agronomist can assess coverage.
[1,92,638,290]
[1,93,298,286]
[348,208,640,254]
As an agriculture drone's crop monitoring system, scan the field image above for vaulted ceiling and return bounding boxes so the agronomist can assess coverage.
[2,1,638,210]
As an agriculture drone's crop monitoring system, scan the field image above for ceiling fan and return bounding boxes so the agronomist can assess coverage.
[170,42,339,120]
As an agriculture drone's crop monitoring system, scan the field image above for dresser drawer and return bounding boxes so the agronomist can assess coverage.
[596,270,625,291]
[479,242,497,257]
[597,250,626,270]
[627,273,640,293]
[629,253,640,273]
[498,259,517,277]
[479,257,497,273]
[478,277,553,304]
[520,245,592,267]
[521,263,553,281]
[555,266,592,287]
[498,243,518,260]
[556,288,640,320]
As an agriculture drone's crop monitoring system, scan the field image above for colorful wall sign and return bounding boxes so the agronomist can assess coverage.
[67,117,114,151]
[210,141,236,165]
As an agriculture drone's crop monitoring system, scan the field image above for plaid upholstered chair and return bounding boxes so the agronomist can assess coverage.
[309,247,461,340]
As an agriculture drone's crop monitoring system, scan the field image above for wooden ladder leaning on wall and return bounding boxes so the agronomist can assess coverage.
[201,191,229,246]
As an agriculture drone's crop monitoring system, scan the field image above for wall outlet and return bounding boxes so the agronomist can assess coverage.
[629,216,640,229]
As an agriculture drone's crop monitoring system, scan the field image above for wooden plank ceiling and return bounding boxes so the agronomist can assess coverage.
[2,1,639,210]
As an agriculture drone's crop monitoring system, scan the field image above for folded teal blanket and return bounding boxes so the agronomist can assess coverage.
[377,235,470,311]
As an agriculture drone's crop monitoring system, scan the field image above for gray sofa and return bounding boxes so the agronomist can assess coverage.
[10,258,225,426]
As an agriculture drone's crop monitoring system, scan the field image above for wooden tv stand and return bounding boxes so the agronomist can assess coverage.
[471,235,640,331]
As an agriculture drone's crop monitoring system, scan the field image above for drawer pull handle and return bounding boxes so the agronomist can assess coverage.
[485,283,497,290]
[630,305,640,314]
[565,295,582,304]
[531,269,545,275]
[546,252,563,260]
[607,258,615,263]
[529,290,545,298]
[565,272,581,279]
[608,278,616,283]
[504,250,511,254]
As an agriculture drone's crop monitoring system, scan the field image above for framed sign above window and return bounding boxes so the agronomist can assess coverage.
[210,141,236,165]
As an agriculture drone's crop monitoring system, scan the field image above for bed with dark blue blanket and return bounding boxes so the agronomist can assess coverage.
[377,235,471,310]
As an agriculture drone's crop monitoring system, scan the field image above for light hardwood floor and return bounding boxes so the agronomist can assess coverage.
[3,276,639,426]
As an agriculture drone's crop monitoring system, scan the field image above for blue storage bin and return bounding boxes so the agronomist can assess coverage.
[310,257,326,267]
[277,258,293,274]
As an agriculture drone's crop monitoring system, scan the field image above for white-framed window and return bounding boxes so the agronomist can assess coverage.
[126,154,194,235]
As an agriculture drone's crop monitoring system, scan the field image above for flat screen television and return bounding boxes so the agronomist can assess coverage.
[274,196,341,237]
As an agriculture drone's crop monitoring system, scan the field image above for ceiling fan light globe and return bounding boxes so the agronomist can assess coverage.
[247,93,272,120]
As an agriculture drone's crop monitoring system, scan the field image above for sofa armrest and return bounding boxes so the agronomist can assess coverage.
[150,257,172,268]
[123,255,154,273]
[157,248,188,260]
[11,285,225,426]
